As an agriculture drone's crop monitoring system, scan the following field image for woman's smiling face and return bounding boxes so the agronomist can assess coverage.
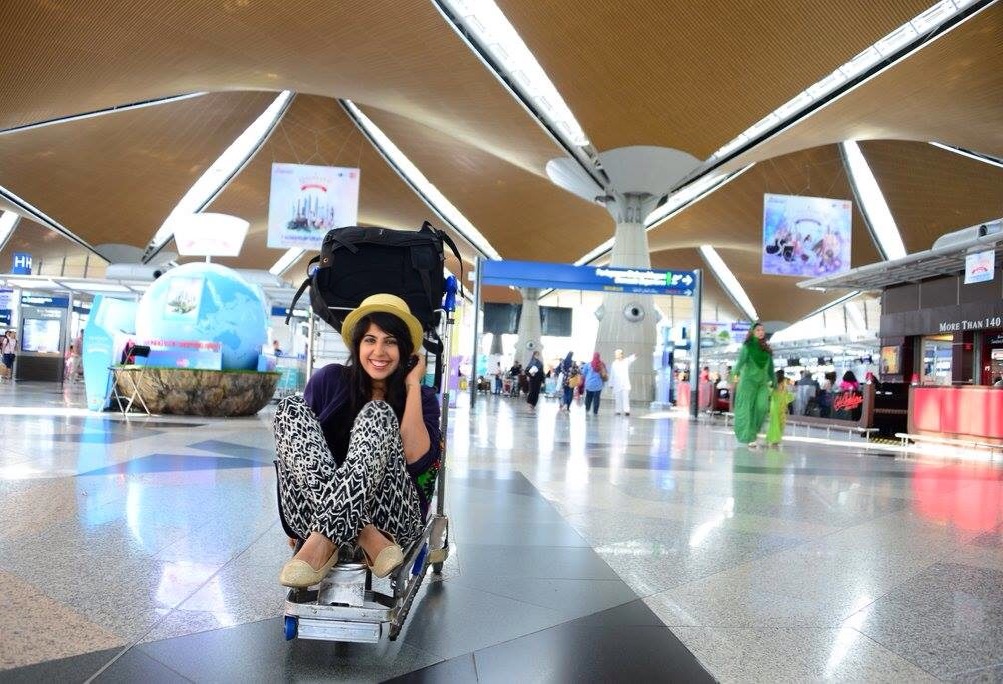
[359,322,400,382]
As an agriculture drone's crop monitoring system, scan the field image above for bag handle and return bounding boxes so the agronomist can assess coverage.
[285,255,320,324]
[422,220,464,301]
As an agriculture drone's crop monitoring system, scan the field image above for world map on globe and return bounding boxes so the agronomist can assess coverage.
[135,262,268,370]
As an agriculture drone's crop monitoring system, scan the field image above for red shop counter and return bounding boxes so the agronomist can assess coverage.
[909,386,1003,444]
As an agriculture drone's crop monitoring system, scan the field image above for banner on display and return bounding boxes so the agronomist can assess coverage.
[480,259,696,296]
[267,163,360,250]
[700,322,734,347]
[762,194,852,277]
[964,249,995,284]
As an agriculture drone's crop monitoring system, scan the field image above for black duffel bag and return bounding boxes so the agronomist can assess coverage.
[287,221,461,353]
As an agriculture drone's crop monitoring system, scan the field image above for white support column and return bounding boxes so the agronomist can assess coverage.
[515,287,543,365]
[595,193,659,403]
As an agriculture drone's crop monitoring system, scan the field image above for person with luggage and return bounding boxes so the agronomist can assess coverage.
[273,294,441,588]
[582,352,607,415]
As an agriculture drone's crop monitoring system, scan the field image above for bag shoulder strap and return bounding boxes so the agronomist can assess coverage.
[285,255,320,324]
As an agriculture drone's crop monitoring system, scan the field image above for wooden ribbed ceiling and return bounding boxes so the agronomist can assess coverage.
[0,218,97,277]
[724,3,1003,169]
[859,140,1003,254]
[0,91,275,250]
[497,0,931,157]
[358,105,611,262]
[0,0,566,176]
[202,94,455,273]
[0,1,1000,327]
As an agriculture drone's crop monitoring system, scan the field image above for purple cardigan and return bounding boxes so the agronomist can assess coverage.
[303,364,441,517]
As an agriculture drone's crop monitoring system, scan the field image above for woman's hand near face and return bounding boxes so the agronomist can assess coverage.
[405,354,426,388]
[399,353,431,463]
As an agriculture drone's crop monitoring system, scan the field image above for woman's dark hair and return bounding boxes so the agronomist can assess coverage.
[343,311,415,423]
[842,370,857,383]
[775,370,785,385]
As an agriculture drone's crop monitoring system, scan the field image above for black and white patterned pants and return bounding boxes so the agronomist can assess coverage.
[274,396,423,549]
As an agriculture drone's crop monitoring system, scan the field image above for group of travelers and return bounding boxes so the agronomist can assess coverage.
[481,347,635,416]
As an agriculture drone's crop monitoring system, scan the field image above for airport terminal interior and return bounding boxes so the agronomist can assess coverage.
[1,1,1002,682]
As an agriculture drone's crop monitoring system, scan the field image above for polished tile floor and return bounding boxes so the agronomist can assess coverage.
[0,381,1000,682]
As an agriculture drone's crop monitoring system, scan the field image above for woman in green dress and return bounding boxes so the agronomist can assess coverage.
[732,322,774,447]
[766,370,794,446]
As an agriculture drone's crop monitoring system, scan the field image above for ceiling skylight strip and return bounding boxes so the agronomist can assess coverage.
[841,141,907,260]
[436,0,589,149]
[0,93,207,137]
[699,245,759,322]
[269,248,305,277]
[0,185,99,256]
[929,142,1003,170]
[704,0,991,166]
[341,100,501,261]
[0,211,19,252]
[144,91,294,262]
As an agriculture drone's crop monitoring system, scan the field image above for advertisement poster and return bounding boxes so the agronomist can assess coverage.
[699,322,734,347]
[267,163,360,250]
[964,249,995,284]
[762,194,852,277]
[164,278,203,320]
[879,345,901,375]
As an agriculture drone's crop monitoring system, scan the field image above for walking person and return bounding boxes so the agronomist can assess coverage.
[1,330,17,382]
[524,350,545,410]
[732,322,775,448]
[582,352,607,415]
[609,348,636,415]
[766,371,794,446]
[273,294,441,588]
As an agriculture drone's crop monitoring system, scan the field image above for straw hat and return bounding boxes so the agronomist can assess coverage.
[340,293,423,351]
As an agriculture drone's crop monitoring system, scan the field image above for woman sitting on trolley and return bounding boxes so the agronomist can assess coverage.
[274,294,440,588]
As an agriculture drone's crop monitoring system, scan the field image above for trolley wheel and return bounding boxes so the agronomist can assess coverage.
[432,562,444,574]
[283,615,298,640]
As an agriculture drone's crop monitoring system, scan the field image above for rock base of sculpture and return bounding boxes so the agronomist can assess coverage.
[115,366,280,417]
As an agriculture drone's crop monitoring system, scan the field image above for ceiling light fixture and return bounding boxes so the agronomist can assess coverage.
[699,245,759,322]
[436,0,589,148]
[144,90,293,262]
[269,248,305,277]
[705,0,988,164]
[841,141,906,260]
[0,93,207,137]
[928,142,1003,170]
[342,100,501,261]
[0,211,19,250]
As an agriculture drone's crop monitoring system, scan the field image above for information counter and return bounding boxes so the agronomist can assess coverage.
[908,385,1003,444]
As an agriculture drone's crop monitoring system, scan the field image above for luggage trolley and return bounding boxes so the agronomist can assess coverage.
[277,276,458,643]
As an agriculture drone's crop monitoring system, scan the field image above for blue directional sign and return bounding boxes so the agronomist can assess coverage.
[480,259,696,296]
[12,252,32,275]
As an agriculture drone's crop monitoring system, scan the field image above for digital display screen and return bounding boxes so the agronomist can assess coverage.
[21,318,63,353]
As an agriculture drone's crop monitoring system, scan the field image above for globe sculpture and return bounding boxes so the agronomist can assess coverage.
[135,262,268,370]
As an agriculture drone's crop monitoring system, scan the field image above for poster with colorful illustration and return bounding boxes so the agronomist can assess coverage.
[267,163,360,250]
[762,194,852,277]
